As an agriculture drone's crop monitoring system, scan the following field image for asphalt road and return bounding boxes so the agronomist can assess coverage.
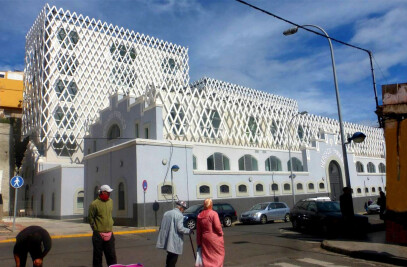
[0,219,393,267]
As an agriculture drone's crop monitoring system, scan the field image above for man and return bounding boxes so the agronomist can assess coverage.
[13,225,52,267]
[88,184,117,267]
[377,190,386,219]
[340,186,354,232]
[156,200,193,267]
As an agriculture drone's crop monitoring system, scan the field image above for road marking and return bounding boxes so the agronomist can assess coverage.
[273,263,301,267]
[0,229,157,243]
[298,258,348,266]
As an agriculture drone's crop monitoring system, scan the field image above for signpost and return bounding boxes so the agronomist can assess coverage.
[10,176,24,232]
[142,180,147,228]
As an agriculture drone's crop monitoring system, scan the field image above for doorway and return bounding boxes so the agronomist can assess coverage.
[328,160,343,200]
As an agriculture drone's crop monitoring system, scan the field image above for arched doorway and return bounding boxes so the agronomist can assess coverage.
[328,160,343,200]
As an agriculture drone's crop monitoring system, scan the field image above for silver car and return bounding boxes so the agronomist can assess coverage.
[367,201,380,214]
[240,202,290,224]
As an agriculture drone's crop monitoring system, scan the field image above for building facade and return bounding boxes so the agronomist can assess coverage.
[22,5,386,223]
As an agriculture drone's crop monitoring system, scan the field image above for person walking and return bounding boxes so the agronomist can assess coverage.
[196,198,225,267]
[377,190,386,219]
[13,225,52,267]
[88,184,117,267]
[156,200,192,267]
[340,187,354,233]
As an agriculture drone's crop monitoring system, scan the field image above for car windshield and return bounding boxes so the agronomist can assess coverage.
[185,205,202,213]
[250,203,268,210]
[316,201,340,212]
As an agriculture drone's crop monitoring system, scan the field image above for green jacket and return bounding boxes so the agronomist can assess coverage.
[88,197,114,233]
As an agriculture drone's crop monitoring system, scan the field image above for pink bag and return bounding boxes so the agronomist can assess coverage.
[100,232,112,241]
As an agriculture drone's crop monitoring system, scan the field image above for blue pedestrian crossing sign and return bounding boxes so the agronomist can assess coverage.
[10,176,24,189]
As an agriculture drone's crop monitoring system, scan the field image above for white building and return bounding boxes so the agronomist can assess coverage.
[21,5,386,223]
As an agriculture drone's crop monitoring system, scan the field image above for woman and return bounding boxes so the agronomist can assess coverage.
[196,198,225,267]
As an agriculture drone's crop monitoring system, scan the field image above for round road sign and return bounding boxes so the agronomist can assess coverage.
[10,176,24,189]
[142,180,148,191]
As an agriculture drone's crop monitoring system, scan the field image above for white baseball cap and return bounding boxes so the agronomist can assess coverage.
[100,185,113,192]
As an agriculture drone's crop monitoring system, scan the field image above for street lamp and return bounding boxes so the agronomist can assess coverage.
[284,25,353,198]
[345,132,366,145]
[287,111,308,206]
[171,165,179,208]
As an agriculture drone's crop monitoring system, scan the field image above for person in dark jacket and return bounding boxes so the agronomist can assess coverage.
[340,186,354,218]
[13,225,52,267]
[377,190,386,219]
[88,184,117,267]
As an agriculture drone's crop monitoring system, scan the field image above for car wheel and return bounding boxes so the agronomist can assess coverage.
[223,216,232,227]
[260,215,267,224]
[187,219,196,230]
[284,214,290,222]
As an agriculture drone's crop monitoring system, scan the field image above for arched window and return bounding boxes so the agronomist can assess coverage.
[94,186,99,200]
[255,183,264,192]
[357,188,362,194]
[356,161,364,173]
[207,153,230,170]
[297,183,303,191]
[199,185,210,194]
[77,191,84,209]
[193,155,197,170]
[271,183,279,191]
[365,187,369,193]
[220,184,229,193]
[107,124,121,140]
[283,183,291,191]
[308,183,315,190]
[238,154,258,171]
[372,187,376,193]
[378,186,382,192]
[238,184,247,193]
[287,157,303,171]
[52,193,55,211]
[367,162,376,173]
[161,185,172,194]
[319,183,325,189]
[265,156,282,171]
[379,163,386,173]
[118,183,125,210]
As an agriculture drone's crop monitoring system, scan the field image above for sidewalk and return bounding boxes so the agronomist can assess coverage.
[0,216,157,243]
[321,215,407,266]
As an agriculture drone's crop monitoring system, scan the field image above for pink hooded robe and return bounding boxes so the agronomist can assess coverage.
[196,209,225,267]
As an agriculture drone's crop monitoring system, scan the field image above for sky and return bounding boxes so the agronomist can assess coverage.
[1,0,406,126]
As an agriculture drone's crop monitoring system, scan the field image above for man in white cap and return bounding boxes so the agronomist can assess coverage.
[156,200,193,267]
[88,185,117,267]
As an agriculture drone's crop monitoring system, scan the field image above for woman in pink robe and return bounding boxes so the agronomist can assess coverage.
[196,198,225,267]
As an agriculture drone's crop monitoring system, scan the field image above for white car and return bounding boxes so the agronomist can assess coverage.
[367,201,380,214]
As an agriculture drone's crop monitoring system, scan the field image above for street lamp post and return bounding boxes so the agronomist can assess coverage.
[287,111,307,206]
[171,165,179,208]
[284,25,352,195]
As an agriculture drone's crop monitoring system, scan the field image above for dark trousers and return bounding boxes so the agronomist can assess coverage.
[92,232,117,267]
[166,252,179,267]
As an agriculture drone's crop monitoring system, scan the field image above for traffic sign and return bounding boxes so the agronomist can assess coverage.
[142,180,148,191]
[10,176,24,189]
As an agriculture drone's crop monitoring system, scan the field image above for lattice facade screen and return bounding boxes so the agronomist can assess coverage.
[23,4,189,158]
[158,77,385,157]
[23,4,385,161]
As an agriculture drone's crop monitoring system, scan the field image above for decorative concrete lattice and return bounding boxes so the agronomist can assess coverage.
[23,5,385,160]
[23,4,189,157]
[157,78,385,158]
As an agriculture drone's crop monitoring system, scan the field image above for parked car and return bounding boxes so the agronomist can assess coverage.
[240,202,290,224]
[289,197,369,235]
[367,201,380,214]
[183,203,238,230]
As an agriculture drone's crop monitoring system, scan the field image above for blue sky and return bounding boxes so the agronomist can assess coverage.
[1,0,406,126]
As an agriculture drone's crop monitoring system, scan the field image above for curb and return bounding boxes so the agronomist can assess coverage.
[0,229,157,244]
[321,240,407,266]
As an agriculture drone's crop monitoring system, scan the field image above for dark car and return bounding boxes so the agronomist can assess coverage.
[289,197,369,235]
[183,203,238,229]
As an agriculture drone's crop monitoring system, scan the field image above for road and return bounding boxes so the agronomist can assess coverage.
[0,219,393,266]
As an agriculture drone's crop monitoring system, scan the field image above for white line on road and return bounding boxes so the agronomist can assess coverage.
[298,258,349,266]
[273,263,301,267]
